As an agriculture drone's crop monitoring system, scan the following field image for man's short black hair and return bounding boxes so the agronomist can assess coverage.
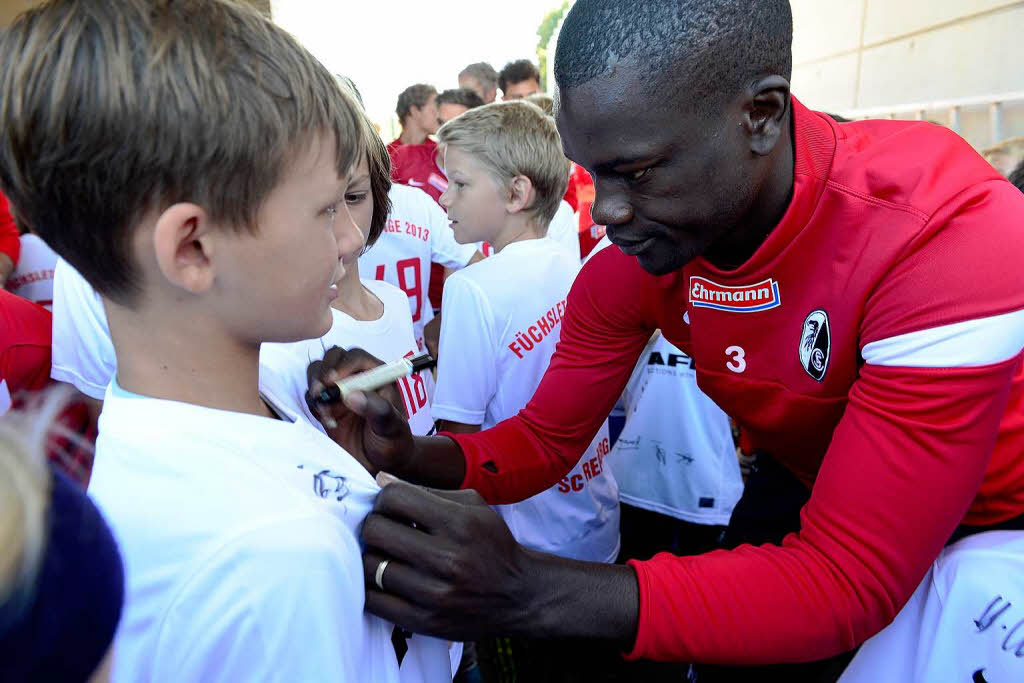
[554,0,793,108]
[498,59,541,93]
[436,88,485,111]
[1009,158,1024,194]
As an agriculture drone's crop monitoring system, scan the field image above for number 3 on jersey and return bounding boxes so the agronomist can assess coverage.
[375,258,422,322]
[725,345,746,373]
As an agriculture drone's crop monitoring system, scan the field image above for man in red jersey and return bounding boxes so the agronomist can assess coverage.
[311,0,1024,679]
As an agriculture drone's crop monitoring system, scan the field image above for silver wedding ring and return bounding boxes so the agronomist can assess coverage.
[374,559,390,591]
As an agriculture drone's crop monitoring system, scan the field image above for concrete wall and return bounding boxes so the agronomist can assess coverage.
[791,0,1024,148]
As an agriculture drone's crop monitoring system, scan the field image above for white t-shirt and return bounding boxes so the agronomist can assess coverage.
[840,530,1024,682]
[91,375,453,683]
[546,200,580,261]
[6,233,57,309]
[433,237,619,563]
[359,184,477,350]
[609,333,743,526]
[50,258,114,398]
[260,279,435,437]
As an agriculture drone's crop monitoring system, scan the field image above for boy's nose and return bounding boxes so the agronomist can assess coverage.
[335,209,365,257]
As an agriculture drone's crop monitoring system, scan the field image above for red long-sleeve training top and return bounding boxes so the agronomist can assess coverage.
[448,98,1024,664]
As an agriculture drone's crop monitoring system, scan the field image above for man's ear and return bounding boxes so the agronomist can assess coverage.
[505,175,536,215]
[152,203,215,294]
[743,75,791,157]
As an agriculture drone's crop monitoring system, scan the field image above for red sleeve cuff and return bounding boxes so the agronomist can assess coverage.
[436,431,474,490]
[622,558,651,660]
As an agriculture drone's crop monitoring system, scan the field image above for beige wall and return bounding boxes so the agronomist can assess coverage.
[0,0,40,25]
[791,0,1024,148]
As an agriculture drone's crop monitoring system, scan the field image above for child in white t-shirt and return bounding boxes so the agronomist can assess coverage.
[261,155,436,439]
[358,183,480,352]
[432,101,620,564]
[5,3,448,681]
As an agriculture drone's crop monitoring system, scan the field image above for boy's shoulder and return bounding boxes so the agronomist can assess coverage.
[461,238,576,287]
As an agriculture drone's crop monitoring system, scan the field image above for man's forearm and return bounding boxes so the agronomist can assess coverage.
[516,550,640,645]
[395,435,467,489]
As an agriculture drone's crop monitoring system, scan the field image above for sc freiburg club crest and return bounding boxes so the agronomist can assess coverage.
[799,309,830,382]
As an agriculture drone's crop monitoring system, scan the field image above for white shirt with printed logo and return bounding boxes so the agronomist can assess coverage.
[260,279,435,437]
[433,237,619,562]
[359,184,477,350]
[91,375,454,683]
[609,333,743,526]
[6,233,58,309]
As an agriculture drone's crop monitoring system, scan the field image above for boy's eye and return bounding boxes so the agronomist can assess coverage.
[630,167,651,181]
[345,192,367,204]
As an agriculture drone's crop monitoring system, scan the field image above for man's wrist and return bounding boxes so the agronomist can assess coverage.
[512,548,641,646]
[398,435,467,489]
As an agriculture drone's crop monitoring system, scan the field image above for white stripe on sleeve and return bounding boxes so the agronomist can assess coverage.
[862,308,1024,368]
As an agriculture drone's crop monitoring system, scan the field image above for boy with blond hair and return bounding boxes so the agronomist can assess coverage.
[0,1,451,680]
[434,102,619,562]
[432,97,620,680]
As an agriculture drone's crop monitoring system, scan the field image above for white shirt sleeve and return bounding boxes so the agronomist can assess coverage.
[149,516,374,683]
[50,258,116,399]
[424,194,477,270]
[432,273,496,426]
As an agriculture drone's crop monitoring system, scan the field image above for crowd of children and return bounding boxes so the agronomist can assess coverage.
[2,1,1023,682]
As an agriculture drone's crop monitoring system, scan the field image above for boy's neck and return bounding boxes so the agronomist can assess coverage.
[399,125,429,146]
[105,298,272,418]
[331,263,384,322]
[490,215,547,254]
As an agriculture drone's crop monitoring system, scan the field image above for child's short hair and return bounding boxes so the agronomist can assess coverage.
[524,93,554,116]
[361,113,393,250]
[437,88,485,112]
[0,0,365,305]
[336,75,392,250]
[437,101,568,226]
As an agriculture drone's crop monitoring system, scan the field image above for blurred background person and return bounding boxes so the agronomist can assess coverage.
[388,83,439,159]
[458,62,499,104]
[0,393,124,682]
[498,59,541,100]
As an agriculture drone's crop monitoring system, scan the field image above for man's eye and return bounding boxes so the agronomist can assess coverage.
[631,167,651,181]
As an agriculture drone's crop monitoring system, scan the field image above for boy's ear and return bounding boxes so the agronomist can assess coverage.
[152,203,216,294]
[505,175,536,215]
